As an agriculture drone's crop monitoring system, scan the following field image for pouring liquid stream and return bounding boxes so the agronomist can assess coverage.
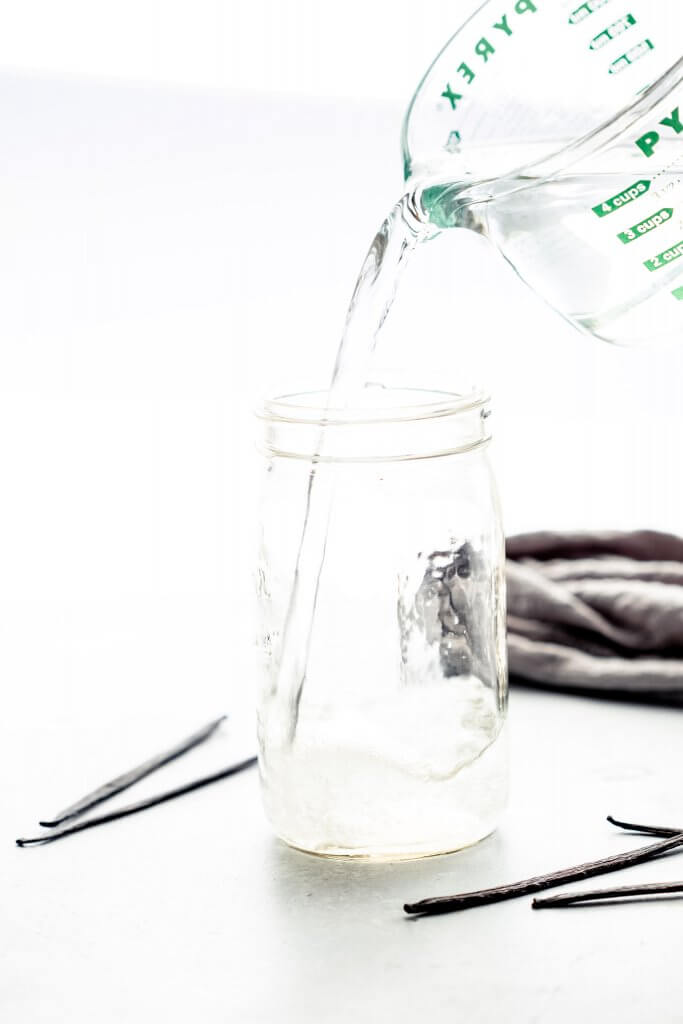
[269,192,433,747]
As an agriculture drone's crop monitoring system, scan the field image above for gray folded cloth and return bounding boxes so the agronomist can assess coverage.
[506,530,683,702]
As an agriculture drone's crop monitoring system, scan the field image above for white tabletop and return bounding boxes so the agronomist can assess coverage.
[5,686,683,1022]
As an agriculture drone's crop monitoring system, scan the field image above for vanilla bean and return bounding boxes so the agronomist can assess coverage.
[403,832,683,916]
[39,715,228,828]
[606,815,682,839]
[17,755,257,846]
[533,881,683,909]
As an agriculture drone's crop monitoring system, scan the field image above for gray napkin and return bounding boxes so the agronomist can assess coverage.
[506,530,683,702]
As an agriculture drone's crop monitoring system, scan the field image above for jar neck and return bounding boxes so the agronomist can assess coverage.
[258,387,492,463]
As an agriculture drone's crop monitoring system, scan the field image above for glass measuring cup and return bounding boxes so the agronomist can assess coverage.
[403,0,683,345]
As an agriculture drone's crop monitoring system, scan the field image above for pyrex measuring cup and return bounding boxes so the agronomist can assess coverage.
[403,0,683,345]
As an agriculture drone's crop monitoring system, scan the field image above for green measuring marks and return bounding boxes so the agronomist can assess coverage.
[618,207,673,244]
[568,0,610,25]
[590,14,636,52]
[609,38,654,75]
[592,179,650,217]
[644,239,683,272]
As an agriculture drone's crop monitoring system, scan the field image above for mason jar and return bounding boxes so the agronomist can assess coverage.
[255,386,508,860]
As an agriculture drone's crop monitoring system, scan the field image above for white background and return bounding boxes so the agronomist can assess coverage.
[1,0,682,749]
[0,0,480,100]
[1,0,682,773]
[2,6,683,1019]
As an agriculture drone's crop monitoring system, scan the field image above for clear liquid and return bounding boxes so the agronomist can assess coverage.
[273,144,683,735]
[423,141,683,345]
[263,142,683,854]
[267,193,433,750]
[261,191,506,859]
[264,680,508,860]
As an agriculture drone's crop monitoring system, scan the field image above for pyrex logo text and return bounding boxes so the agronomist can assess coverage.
[635,107,683,158]
[440,0,538,110]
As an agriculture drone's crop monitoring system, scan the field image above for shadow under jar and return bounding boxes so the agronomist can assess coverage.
[255,386,508,861]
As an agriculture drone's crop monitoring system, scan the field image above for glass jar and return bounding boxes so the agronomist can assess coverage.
[255,386,508,860]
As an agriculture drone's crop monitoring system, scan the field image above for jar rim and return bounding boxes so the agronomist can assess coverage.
[258,386,490,427]
[257,386,492,462]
